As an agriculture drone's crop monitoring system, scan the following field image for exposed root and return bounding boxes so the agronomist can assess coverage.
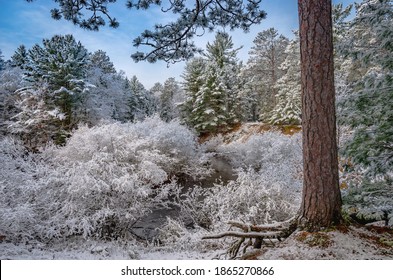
[203,217,297,259]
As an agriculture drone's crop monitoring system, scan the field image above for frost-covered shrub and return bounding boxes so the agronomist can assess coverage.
[177,132,302,228]
[1,117,210,242]
[0,67,28,136]
[0,66,26,94]
[156,217,222,254]
[178,169,301,229]
[35,117,210,239]
[217,132,302,173]
[207,169,300,225]
[0,137,41,241]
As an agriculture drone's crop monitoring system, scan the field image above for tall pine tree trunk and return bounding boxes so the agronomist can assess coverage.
[298,0,342,231]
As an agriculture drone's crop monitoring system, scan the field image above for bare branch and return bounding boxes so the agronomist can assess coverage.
[202,231,282,240]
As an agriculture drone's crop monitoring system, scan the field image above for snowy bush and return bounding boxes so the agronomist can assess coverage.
[0,117,210,242]
[0,66,26,94]
[156,217,223,256]
[177,169,301,230]
[217,132,302,174]
[177,132,302,229]
[0,137,42,241]
[206,168,300,225]
[35,117,210,239]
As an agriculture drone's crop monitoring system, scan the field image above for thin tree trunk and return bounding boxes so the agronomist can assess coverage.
[298,0,342,231]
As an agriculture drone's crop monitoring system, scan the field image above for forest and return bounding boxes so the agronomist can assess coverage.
[0,0,392,259]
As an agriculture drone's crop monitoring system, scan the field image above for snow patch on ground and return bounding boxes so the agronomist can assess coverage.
[1,225,391,260]
[260,226,393,260]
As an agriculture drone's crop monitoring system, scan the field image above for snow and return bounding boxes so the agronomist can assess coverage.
[1,225,391,260]
[259,226,393,260]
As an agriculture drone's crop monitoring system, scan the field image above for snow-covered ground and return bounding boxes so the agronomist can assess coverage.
[1,223,392,260]
[259,224,393,260]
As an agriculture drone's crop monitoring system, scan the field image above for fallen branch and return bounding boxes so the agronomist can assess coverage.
[202,231,282,240]
[228,217,296,231]
[203,217,297,259]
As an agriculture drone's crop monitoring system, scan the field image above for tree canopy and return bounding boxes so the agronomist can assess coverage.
[26,0,266,63]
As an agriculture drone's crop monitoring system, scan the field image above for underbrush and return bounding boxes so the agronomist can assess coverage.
[0,117,210,243]
[2,120,390,259]
[159,132,303,253]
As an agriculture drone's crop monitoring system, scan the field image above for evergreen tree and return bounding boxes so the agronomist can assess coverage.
[89,50,116,74]
[24,34,90,131]
[11,45,29,68]
[159,77,183,122]
[338,0,393,178]
[181,32,243,133]
[28,1,266,63]
[127,75,154,122]
[337,0,393,224]
[205,32,241,68]
[210,33,244,124]
[270,34,301,125]
[7,35,90,146]
[181,57,207,127]
[0,50,5,71]
[246,28,289,121]
[25,35,89,90]
[192,64,228,133]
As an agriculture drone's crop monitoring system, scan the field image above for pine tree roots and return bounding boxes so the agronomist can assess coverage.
[202,218,297,259]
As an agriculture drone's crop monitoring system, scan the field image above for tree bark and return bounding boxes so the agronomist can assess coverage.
[298,0,342,231]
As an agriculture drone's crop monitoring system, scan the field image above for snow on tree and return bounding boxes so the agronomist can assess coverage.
[89,49,116,74]
[246,28,289,121]
[336,0,393,225]
[0,66,28,136]
[11,45,29,68]
[181,32,243,133]
[236,64,260,121]
[269,34,301,125]
[205,32,244,124]
[23,35,90,132]
[159,77,183,122]
[192,64,229,133]
[0,50,5,71]
[180,57,207,127]
[7,85,68,149]
[7,35,92,146]
[126,75,156,122]
[83,67,129,124]
[332,3,353,102]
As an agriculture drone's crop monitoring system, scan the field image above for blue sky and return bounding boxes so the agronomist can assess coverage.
[0,0,356,88]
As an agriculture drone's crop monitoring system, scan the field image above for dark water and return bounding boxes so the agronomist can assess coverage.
[129,155,237,241]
